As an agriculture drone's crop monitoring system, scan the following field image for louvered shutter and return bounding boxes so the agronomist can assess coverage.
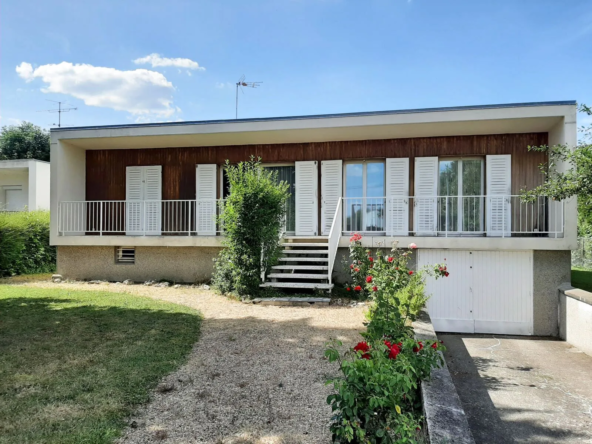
[143,166,162,235]
[414,157,438,236]
[321,160,342,235]
[196,164,217,235]
[386,158,409,236]
[295,161,318,236]
[126,166,144,235]
[486,155,511,237]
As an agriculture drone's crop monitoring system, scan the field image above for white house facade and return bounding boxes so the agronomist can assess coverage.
[50,101,578,337]
[0,159,51,211]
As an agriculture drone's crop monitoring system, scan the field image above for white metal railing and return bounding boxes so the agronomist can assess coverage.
[342,195,564,237]
[327,198,343,285]
[58,200,225,236]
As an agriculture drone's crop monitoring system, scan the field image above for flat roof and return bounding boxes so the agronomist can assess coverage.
[51,100,576,132]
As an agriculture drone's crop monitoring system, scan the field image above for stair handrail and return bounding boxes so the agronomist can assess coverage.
[327,198,343,286]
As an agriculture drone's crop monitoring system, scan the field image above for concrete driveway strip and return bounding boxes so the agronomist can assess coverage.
[441,334,592,444]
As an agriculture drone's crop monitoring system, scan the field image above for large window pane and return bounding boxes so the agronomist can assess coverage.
[266,166,296,233]
[438,160,459,232]
[462,160,483,232]
[365,163,385,231]
[345,164,363,231]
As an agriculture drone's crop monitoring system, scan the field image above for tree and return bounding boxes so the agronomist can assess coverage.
[522,104,592,236]
[0,122,50,162]
[212,157,289,296]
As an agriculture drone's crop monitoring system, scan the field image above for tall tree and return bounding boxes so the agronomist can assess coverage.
[0,122,50,162]
[522,104,592,236]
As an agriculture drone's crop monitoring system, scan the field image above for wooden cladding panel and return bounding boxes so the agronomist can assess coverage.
[86,133,548,201]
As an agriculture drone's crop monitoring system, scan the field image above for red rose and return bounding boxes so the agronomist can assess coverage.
[369,257,374,262]
[388,344,401,360]
[350,264,354,269]
[366,276,372,283]
[346,287,351,291]
[349,233,362,242]
[384,340,391,347]
[396,267,399,270]
[372,286,378,292]
[354,268,360,272]
[387,257,394,263]
[354,341,370,353]
[361,353,371,360]
[445,272,449,277]
[431,342,438,349]
[413,341,424,353]
[408,270,414,275]
[354,285,362,291]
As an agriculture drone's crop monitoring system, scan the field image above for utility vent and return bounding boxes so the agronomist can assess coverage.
[116,247,135,264]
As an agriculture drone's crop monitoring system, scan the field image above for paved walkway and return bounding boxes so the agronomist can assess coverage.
[441,334,592,444]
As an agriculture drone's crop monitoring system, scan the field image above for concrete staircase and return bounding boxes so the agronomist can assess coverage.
[260,237,334,291]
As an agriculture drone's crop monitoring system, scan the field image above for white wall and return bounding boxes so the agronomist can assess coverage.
[29,161,51,210]
[0,169,29,210]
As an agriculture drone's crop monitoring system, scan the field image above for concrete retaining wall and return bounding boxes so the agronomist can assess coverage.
[413,311,475,444]
[559,283,592,357]
[57,246,222,283]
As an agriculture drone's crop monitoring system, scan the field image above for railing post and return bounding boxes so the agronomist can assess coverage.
[100,202,103,236]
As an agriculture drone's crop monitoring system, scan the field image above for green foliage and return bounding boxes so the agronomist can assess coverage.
[0,121,50,161]
[212,157,289,296]
[0,211,55,276]
[343,233,372,299]
[326,237,448,443]
[521,104,592,236]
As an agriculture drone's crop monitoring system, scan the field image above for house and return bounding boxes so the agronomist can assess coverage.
[50,101,577,337]
[0,159,51,211]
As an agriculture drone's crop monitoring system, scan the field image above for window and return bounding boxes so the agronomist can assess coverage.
[344,161,385,232]
[115,247,135,264]
[438,158,484,233]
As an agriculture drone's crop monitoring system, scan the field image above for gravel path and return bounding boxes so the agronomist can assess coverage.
[25,281,366,444]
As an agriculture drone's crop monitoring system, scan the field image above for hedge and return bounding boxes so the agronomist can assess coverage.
[0,211,56,277]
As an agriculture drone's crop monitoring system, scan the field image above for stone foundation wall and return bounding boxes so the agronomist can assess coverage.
[57,246,222,283]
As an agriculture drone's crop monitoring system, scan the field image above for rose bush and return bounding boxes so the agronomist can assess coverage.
[326,236,448,443]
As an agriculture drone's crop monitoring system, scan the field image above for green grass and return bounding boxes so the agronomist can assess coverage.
[572,267,592,293]
[0,286,202,444]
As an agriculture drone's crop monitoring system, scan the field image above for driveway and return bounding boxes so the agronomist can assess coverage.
[441,334,592,444]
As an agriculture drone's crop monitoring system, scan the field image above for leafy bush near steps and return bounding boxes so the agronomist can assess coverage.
[325,237,449,443]
[212,157,289,296]
[0,211,56,276]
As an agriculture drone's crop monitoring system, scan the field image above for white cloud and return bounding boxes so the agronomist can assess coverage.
[16,61,177,117]
[133,53,205,71]
[215,82,233,89]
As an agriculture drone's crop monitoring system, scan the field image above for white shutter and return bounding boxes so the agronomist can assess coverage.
[321,160,342,235]
[126,166,144,235]
[385,158,409,236]
[486,155,511,237]
[295,161,318,236]
[414,157,438,236]
[196,164,217,235]
[144,166,162,235]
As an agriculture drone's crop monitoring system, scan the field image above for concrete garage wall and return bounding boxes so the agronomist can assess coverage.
[533,250,572,336]
[57,246,222,283]
[559,284,592,357]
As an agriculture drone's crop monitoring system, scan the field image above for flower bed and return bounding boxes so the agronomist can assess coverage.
[325,235,448,443]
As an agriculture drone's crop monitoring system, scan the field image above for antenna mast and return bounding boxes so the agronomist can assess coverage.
[38,100,78,127]
[235,75,262,119]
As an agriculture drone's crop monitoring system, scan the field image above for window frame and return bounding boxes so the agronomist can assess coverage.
[437,156,485,234]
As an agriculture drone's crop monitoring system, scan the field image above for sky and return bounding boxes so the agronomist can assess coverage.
[1,0,591,130]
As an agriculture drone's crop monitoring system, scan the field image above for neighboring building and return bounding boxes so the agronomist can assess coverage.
[0,159,51,211]
[50,101,577,336]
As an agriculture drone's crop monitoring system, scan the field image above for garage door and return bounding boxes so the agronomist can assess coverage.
[419,250,533,335]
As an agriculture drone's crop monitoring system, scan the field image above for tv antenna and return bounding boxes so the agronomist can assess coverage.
[38,100,78,127]
[235,75,261,119]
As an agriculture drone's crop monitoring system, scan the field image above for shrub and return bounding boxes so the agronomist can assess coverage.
[212,157,289,296]
[326,237,448,443]
[0,211,56,276]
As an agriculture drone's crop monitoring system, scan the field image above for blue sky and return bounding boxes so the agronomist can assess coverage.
[1,0,591,129]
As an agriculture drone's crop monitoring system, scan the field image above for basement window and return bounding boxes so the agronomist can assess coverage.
[115,247,135,264]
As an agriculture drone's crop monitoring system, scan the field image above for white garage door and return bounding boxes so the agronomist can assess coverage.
[419,250,533,335]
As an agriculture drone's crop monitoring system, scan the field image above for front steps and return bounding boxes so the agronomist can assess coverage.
[260,237,334,291]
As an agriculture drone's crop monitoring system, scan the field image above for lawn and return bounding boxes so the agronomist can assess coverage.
[572,267,592,293]
[0,285,202,444]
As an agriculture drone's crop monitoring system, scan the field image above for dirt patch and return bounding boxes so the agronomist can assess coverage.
[24,280,365,443]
